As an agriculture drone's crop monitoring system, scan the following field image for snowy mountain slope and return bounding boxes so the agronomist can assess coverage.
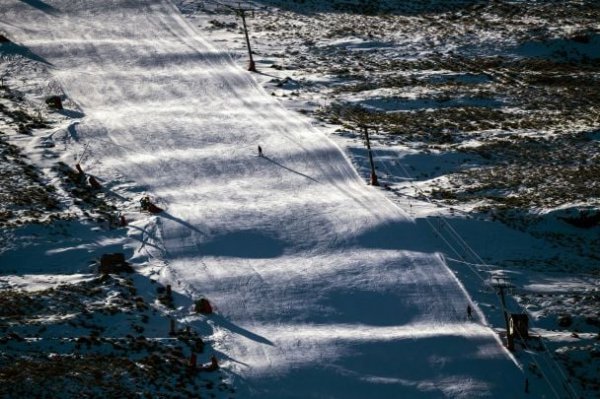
[1,0,530,397]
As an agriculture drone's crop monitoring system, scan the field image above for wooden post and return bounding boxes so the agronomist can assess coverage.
[239,9,256,72]
[507,329,515,351]
[499,286,510,342]
[492,277,513,349]
[88,175,102,189]
[362,126,379,186]
[75,163,84,175]
[210,355,219,370]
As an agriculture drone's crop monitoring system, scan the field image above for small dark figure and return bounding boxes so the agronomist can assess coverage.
[525,377,529,394]
[467,305,473,320]
[209,355,219,371]
[195,298,213,314]
[194,338,205,353]
[258,145,263,157]
[140,195,151,211]
[200,355,219,372]
[45,95,63,110]
[88,175,102,190]
[74,163,86,183]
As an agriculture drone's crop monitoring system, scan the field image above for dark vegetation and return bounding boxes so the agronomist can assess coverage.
[515,289,600,395]
[0,275,231,399]
[245,0,600,226]
[1,41,232,398]
[0,135,62,227]
[198,2,600,395]
[2,2,599,397]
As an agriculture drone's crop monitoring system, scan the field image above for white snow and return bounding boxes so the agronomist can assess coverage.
[0,0,539,397]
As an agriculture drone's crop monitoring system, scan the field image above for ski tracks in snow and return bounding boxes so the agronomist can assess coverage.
[1,0,525,397]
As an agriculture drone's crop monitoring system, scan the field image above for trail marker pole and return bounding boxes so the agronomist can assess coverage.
[207,1,266,72]
[238,8,256,72]
[362,125,379,186]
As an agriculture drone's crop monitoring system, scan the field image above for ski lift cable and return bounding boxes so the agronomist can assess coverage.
[510,305,580,399]
[376,155,487,270]
[398,158,579,398]
[417,61,585,399]
[76,142,90,164]
[367,141,567,396]
[392,161,570,399]
[370,147,497,289]
[371,149,491,286]
[444,256,497,269]
[369,146,577,398]
[437,54,597,113]
[512,299,580,399]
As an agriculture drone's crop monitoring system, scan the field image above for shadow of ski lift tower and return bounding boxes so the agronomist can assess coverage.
[207,0,268,72]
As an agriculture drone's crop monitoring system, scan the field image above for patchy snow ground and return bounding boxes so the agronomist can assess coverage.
[172,0,600,397]
[1,0,598,398]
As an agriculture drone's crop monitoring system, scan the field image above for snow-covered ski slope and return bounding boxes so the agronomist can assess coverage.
[3,1,526,397]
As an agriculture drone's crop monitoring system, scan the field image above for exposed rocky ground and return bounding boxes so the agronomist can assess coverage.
[177,0,600,396]
[185,0,600,256]
[2,1,599,397]
[0,274,232,398]
[0,36,232,399]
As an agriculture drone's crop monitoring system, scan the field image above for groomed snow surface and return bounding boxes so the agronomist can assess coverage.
[2,0,531,397]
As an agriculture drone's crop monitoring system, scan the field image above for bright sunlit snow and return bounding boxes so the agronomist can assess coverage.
[0,0,556,397]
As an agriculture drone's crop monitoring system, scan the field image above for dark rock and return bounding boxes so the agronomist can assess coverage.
[45,95,63,110]
[557,314,573,328]
[194,298,213,314]
[98,253,133,274]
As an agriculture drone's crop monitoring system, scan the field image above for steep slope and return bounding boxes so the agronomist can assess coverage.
[1,0,526,397]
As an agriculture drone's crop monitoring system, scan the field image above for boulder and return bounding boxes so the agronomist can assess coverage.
[98,253,133,274]
[194,298,213,314]
[45,95,63,110]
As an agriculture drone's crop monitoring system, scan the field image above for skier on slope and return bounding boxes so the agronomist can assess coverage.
[258,145,263,157]
[467,304,473,320]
